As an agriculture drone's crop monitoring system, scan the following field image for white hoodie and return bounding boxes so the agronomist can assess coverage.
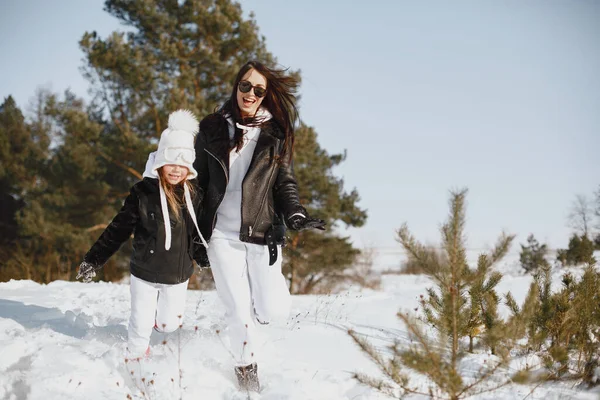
[211,108,272,241]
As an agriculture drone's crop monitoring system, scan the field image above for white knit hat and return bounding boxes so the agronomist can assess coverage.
[150,109,199,179]
[148,109,207,251]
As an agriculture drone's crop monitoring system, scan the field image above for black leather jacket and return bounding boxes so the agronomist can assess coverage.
[193,113,306,245]
[83,178,201,284]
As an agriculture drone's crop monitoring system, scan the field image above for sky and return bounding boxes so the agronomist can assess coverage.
[1,0,599,259]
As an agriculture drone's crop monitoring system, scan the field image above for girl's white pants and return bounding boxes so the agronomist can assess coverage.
[208,238,291,366]
[127,274,189,356]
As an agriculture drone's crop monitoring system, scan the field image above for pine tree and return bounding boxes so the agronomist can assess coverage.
[0,90,133,282]
[0,97,30,247]
[0,95,51,281]
[539,273,572,378]
[557,234,596,266]
[504,281,540,351]
[79,0,277,140]
[467,253,504,355]
[565,266,600,381]
[519,234,549,274]
[350,189,515,399]
[284,124,367,293]
[528,265,556,351]
[3,1,367,290]
[71,0,366,289]
[38,91,132,281]
[511,263,600,383]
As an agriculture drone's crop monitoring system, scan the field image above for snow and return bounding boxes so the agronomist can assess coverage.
[1,262,599,399]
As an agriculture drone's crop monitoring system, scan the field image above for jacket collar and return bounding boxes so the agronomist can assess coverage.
[203,112,283,166]
[227,107,272,133]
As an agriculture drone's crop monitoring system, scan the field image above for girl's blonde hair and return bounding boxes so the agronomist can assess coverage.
[158,167,196,221]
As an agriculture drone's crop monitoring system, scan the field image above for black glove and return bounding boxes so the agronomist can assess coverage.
[194,246,211,269]
[287,215,326,231]
[76,261,101,283]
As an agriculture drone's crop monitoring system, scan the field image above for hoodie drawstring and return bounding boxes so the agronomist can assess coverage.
[158,177,209,251]
[184,184,209,248]
[158,176,172,251]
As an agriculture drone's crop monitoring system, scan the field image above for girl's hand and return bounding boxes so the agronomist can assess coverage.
[76,261,100,283]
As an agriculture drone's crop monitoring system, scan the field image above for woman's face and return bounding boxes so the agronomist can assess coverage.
[162,164,189,185]
[237,68,267,118]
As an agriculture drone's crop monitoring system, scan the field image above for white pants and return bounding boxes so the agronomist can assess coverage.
[127,274,189,356]
[208,238,291,366]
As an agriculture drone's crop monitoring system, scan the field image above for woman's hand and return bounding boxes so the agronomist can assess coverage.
[287,215,326,231]
[194,245,211,269]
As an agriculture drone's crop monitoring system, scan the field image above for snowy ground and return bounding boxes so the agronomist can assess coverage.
[1,261,599,399]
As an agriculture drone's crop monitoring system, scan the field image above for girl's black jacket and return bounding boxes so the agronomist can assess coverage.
[83,178,202,285]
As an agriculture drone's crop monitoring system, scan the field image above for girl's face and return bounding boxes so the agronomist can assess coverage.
[237,68,267,118]
[162,164,188,185]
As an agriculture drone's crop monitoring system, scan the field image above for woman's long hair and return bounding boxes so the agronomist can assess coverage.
[220,61,299,162]
[158,168,196,222]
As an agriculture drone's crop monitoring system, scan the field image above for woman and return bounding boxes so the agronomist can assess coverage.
[193,61,325,391]
[77,110,207,358]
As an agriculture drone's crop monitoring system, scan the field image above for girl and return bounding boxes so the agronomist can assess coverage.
[77,109,208,358]
[192,61,326,391]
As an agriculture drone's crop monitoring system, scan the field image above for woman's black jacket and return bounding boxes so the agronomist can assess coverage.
[192,113,306,245]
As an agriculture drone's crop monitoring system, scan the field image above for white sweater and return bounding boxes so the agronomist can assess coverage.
[211,109,271,241]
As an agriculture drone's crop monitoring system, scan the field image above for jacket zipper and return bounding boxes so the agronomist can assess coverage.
[240,138,275,239]
[205,148,229,230]
[251,161,277,238]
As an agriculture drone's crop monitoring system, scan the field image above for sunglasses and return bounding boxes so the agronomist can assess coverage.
[238,80,267,98]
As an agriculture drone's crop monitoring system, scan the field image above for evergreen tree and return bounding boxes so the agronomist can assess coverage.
[565,266,600,382]
[73,0,366,289]
[37,91,132,281]
[511,264,600,383]
[284,124,367,293]
[466,253,504,355]
[350,189,514,399]
[2,0,367,290]
[592,185,600,250]
[528,266,570,356]
[557,234,596,266]
[0,95,50,280]
[0,97,32,246]
[0,90,133,282]
[80,0,276,139]
[519,234,549,274]
[504,281,540,351]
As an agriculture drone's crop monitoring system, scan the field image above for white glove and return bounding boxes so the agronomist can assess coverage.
[76,261,100,283]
